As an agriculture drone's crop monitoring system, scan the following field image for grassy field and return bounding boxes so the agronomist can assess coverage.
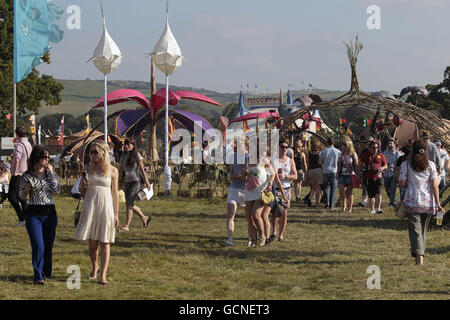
[0,188,448,300]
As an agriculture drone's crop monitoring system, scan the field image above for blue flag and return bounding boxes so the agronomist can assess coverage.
[14,0,64,83]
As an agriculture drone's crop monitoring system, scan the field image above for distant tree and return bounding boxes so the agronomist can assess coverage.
[39,113,83,135]
[407,66,450,119]
[0,1,63,136]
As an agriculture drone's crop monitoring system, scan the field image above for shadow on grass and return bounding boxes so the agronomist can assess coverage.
[401,290,450,295]
[0,275,70,284]
[151,212,226,220]
[427,246,450,255]
[115,231,369,265]
[0,250,22,256]
[288,216,408,231]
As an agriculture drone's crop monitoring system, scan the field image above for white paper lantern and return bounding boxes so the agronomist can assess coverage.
[90,1,122,75]
[151,12,183,75]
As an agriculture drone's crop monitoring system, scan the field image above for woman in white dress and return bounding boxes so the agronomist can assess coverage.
[75,140,119,285]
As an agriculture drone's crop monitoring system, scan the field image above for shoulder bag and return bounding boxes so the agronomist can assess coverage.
[394,163,407,219]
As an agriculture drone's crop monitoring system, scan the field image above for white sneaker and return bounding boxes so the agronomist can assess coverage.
[0,204,2,208]
[15,221,26,227]
[370,210,376,215]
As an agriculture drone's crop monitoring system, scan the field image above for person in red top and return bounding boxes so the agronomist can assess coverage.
[360,141,388,214]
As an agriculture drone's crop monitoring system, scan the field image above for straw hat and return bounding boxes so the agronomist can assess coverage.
[420,131,431,139]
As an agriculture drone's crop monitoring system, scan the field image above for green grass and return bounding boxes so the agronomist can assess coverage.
[0,189,448,300]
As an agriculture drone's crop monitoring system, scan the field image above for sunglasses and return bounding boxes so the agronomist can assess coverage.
[41,156,49,159]
[280,145,289,149]
[90,149,99,155]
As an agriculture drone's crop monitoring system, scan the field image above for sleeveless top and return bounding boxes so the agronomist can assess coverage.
[294,151,304,172]
[309,152,321,170]
[274,157,292,189]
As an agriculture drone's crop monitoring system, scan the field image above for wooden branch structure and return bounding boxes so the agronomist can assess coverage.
[279,35,450,150]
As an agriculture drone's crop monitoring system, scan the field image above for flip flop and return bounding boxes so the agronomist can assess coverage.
[143,216,152,228]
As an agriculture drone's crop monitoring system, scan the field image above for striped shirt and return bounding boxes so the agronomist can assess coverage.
[19,172,60,205]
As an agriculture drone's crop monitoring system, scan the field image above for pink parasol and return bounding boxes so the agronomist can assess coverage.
[94,88,221,114]
[94,89,151,109]
[230,111,280,124]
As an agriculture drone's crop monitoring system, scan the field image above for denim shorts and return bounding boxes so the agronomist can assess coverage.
[338,175,353,186]
[125,181,140,206]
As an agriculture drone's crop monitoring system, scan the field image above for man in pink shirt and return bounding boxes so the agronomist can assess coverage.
[9,126,32,227]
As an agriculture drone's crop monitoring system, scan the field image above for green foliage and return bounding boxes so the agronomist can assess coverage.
[0,0,63,136]
[407,66,450,119]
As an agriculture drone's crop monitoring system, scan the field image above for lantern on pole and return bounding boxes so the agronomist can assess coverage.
[89,0,122,143]
[151,0,183,196]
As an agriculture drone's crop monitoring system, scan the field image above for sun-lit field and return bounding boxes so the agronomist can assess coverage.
[0,188,448,300]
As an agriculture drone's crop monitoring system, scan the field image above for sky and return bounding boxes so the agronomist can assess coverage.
[36,0,450,95]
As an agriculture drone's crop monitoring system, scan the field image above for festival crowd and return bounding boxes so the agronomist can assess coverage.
[1,126,448,284]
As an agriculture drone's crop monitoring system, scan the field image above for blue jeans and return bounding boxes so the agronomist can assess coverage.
[25,213,58,282]
[383,175,397,205]
[322,173,338,209]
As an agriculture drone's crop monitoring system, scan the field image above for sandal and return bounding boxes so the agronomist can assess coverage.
[120,226,129,232]
[99,280,111,286]
[143,216,152,228]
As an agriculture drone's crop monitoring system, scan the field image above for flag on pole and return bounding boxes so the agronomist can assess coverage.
[85,114,91,135]
[114,115,118,136]
[58,115,64,146]
[14,0,64,83]
[168,117,174,141]
[243,120,249,133]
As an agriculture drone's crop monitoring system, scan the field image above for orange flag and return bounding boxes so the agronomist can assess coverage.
[243,120,249,133]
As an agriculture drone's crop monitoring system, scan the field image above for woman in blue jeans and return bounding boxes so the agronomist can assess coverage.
[19,146,60,284]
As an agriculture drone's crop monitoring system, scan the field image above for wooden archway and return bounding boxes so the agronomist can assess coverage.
[279,36,450,150]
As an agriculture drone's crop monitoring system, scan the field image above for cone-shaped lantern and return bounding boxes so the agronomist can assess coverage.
[89,0,122,143]
[151,0,183,196]
[91,1,122,74]
[151,3,183,75]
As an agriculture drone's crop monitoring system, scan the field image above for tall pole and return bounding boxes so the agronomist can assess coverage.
[13,83,17,135]
[164,74,171,195]
[104,74,108,143]
[165,74,169,168]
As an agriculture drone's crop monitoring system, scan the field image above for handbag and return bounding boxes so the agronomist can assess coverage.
[343,154,361,188]
[74,199,81,227]
[272,194,287,217]
[395,163,407,219]
[261,190,274,204]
